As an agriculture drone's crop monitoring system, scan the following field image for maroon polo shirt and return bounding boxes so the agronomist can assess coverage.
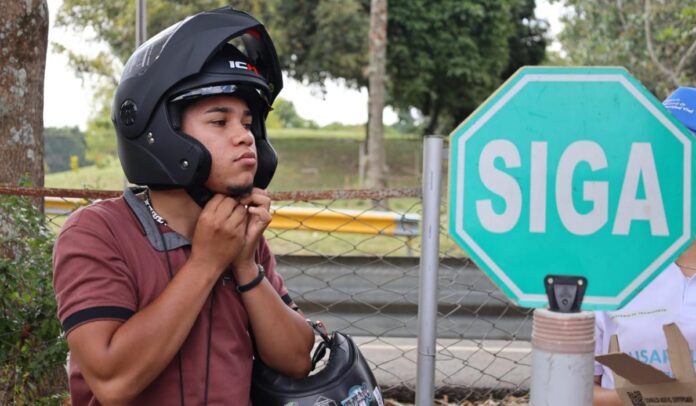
[53,188,292,405]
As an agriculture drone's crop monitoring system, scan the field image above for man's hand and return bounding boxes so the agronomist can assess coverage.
[190,193,249,274]
[233,188,272,270]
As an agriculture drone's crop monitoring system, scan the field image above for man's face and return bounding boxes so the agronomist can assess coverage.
[182,95,257,197]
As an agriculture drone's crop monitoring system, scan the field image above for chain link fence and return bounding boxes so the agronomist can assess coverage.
[1,185,533,404]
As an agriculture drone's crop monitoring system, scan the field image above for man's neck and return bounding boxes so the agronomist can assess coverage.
[148,188,202,240]
[675,240,696,278]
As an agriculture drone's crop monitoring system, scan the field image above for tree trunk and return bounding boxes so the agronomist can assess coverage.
[366,0,387,190]
[0,0,48,189]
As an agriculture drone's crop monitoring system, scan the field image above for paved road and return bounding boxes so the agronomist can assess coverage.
[314,336,532,389]
[281,255,534,389]
[278,255,533,340]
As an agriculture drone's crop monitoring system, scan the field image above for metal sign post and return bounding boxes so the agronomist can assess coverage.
[416,136,444,406]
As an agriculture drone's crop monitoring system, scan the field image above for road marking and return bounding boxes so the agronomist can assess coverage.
[360,344,531,354]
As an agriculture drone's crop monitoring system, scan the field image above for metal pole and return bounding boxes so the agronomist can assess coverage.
[136,0,147,47]
[416,135,443,406]
[530,309,595,406]
[125,0,147,189]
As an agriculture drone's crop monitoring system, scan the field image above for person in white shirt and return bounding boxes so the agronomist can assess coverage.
[593,86,696,406]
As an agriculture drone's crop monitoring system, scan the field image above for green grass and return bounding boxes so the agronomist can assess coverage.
[43,128,460,257]
[268,126,419,140]
[45,158,126,190]
[45,130,428,191]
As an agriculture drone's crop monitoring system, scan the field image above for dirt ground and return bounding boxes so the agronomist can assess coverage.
[385,394,530,406]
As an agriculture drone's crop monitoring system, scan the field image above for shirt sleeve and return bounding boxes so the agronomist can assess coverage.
[256,236,291,305]
[53,208,138,335]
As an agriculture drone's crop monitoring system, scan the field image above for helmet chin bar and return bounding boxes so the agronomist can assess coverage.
[185,183,215,208]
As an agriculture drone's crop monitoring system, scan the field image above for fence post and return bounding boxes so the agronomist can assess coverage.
[416,135,444,405]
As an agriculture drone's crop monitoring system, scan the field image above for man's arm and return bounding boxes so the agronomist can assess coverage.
[234,189,315,377]
[236,262,314,377]
[64,195,249,404]
[593,375,622,406]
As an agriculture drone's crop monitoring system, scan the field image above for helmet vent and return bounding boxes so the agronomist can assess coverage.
[120,100,138,126]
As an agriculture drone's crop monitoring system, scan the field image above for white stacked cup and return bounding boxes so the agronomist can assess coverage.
[530,308,595,406]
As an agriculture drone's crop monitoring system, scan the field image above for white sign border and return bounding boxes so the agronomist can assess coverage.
[454,73,692,307]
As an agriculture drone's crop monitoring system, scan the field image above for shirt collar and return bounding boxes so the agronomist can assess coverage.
[123,187,191,252]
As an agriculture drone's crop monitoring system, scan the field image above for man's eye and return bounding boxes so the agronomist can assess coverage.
[211,120,226,126]
[243,123,253,130]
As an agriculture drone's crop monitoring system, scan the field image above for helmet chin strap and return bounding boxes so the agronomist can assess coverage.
[185,183,215,208]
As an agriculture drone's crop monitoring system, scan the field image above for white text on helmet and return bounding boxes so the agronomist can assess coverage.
[229,60,259,74]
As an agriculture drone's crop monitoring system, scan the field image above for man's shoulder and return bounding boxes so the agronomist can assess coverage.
[59,195,136,237]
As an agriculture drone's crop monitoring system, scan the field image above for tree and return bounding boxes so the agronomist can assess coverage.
[44,126,92,173]
[55,0,547,168]
[54,0,248,85]
[366,0,387,189]
[266,0,369,89]
[0,2,67,402]
[84,88,120,168]
[553,0,696,99]
[388,0,547,135]
[271,0,546,135]
[270,98,318,128]
[0,0,48,189]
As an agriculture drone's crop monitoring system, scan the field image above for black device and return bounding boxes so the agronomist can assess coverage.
[251,331,384,406]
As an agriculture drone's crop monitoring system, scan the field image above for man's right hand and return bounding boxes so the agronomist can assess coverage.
[189,194,248,274]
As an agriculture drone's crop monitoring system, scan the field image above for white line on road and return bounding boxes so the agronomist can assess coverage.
[360,343,531,354]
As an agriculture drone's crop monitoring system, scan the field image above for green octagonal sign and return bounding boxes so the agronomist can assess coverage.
[448,67,696,310]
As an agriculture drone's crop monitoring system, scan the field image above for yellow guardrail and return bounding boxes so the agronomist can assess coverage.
[45,197,420,236]
[45,197,90,214]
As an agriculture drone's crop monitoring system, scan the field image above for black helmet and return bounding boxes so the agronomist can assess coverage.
[112,7,282,206]
[251,332,384,406]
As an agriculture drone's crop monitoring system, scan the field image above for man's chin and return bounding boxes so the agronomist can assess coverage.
[225,183,254,198]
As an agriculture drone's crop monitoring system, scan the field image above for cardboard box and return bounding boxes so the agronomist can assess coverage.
[596,323,696,406]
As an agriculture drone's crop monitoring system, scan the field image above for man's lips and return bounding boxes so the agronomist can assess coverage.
[234,152,256,162]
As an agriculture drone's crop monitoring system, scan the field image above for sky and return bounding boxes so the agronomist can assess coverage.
[43,0,566,130]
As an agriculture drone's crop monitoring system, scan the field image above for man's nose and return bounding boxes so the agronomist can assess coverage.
[230,123,254,145]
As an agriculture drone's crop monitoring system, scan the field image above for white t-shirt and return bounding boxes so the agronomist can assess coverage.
[594,263,696,388]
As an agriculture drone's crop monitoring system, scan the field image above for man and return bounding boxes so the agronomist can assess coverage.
[593,86,696,405]
[53,8,314,405]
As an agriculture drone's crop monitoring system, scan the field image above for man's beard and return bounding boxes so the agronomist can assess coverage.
[226,183,254,198]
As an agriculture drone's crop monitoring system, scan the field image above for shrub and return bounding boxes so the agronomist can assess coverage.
[0,194,68,404]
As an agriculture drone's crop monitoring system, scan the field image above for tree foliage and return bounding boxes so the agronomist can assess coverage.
[54,0,244,85]
[44,126,92,173]
[55,0,547,137]
[265,0,370,88]
[553,0,696,99]
[270,98,319,129]
[0,194,68,403]
[84,94,120,168]
[271,0,547,134]
[388,0,547,134]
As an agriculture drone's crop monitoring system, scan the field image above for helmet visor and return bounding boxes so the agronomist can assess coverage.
[169,83,270,111]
